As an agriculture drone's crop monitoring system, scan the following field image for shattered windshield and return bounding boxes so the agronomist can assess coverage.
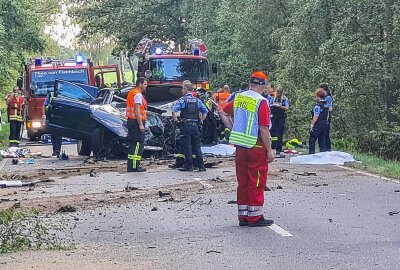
[30,69,89,96]
[149,58,208,82]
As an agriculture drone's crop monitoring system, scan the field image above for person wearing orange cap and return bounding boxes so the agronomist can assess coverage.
[220,71,274,227]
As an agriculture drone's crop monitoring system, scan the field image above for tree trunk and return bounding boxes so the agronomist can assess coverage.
[127,54,135,83]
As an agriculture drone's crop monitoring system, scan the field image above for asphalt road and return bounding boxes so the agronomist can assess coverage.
[1,149,399,270]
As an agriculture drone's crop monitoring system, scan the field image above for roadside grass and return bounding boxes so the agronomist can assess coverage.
[103,71,134,85]
[0,122,9,149]
[0,209,74,253]
[348,151,400,180]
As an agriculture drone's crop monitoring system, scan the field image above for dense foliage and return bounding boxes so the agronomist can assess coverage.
[0,0,45,98]
[1,0,399,159]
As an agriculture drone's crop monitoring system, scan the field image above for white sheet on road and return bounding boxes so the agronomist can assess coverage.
[289,151,356,165]
[201,144,236,156]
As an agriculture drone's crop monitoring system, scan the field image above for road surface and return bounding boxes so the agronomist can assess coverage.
[0,143,399,270]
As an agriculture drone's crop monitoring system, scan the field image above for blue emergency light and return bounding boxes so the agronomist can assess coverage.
[76,54,84,65]
[193,48,200,56]
[155,47,163,55]
[35,58,42,66]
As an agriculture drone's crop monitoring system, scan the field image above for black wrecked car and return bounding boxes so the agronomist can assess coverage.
[47,80,175,158]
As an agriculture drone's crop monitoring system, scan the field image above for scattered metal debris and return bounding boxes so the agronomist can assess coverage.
[395,190,400,193]
[279,169,289,173]
[227,200,237,204]
[294,172,317,176]
[206,250,221,254]
[276,185,283,190]
[125,183,139,192]
[329,218,333,223]
[158,191,171,197]
[264,186,271,191]
[57,205,77,213]
[388,211,399,216]
[151,207,158,211]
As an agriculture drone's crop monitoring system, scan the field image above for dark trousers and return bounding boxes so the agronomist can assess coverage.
[9,120,22,147]
[325,122,332,151]
[270,116,285,153]
[180,121,205,170]
[51,134,62,155]
[175,136,198,168]
[309,122,328,154]
[127,119,145,171]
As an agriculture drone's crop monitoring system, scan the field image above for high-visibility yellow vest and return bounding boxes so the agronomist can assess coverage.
[229,90,264,148]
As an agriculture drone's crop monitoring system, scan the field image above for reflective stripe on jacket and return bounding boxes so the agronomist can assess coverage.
[229,90,264,148]
[126,88,147,120]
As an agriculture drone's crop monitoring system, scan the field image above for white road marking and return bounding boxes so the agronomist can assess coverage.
[336,165,400,184]
[268,224,293,237]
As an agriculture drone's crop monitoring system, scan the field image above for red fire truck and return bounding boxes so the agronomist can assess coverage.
[135,38,216,102]
[18,57,121,140]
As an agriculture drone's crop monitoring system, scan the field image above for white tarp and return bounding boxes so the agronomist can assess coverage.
[201,144,236,156]
[289,151,356,165]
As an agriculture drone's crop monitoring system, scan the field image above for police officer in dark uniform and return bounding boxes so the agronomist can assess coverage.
[44,90,62,156]
[309,89,329,154]
[172,81,208,172]
[269,86,289,156]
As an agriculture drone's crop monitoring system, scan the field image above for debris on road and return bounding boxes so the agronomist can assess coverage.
[294,172,317,176]
[125,183,139,192]
[276,185,283,189]
[158,191,171,197]
[151,207,158,211]
[395,190,400,193]
[57,205,77,213]
[1,147,41,158]
[388,211,399,216]
[89,169,98,177]
[0,180,41,188]
[279,169,289,173]
[227,200,237,204]
[206,250,221,254]
[329,218,333,222]
[11,159,34,165]
[264,186,271,191]
[58,151,69,161]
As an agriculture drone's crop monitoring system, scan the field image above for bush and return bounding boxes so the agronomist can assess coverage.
[357,130,400,161]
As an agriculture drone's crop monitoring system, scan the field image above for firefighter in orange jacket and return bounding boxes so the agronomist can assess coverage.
[220,71,275,227]
[126,78,148,172]
[5,86,24,147]
[214,85,231,111]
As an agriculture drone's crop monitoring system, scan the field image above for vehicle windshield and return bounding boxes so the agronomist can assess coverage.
[30,69,89,96]
[149,58,208,82]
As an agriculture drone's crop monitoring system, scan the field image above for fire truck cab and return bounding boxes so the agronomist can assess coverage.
[135,38,213,103]
[19,57,121,140]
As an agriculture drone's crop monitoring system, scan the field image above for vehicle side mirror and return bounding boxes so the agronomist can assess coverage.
[211,63,218,74]
[145,70,152,79]
[17,77,23,88]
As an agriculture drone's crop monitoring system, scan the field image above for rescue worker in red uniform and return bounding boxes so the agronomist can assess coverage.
[126,78,148,172]
[220,71,275,227]
[5,86,24,147]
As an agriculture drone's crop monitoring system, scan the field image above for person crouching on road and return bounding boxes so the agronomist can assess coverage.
[309,89,329,154]
[5,86,24,147]
[126,77,148,172]
[220,71,275,227]
[172,80,208,172]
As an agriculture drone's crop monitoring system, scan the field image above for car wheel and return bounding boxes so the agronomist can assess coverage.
[77,140,92,156]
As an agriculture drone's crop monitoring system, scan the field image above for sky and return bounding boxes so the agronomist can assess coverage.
[44,4,80,48]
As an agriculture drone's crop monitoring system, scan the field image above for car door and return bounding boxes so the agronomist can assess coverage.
[48,80,98,140]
